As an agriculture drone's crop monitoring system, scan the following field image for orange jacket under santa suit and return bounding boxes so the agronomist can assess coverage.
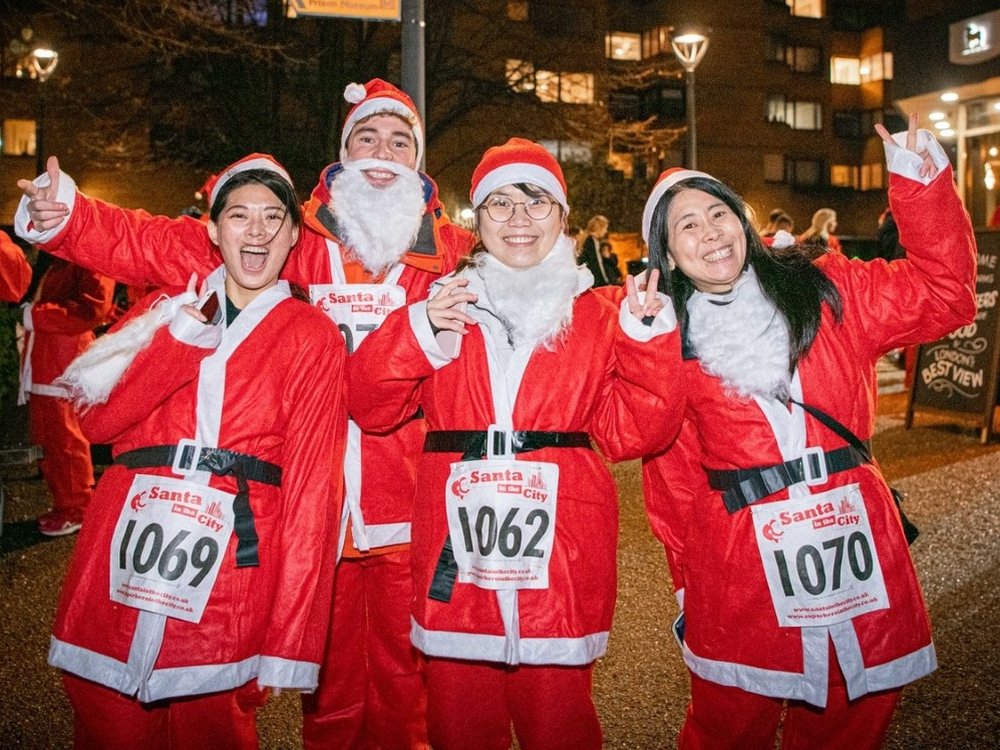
[48,273,347,701]
[642,162,977,707]
[15,163,474,554]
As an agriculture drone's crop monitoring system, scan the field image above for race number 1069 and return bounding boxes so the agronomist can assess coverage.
[118,520,220,587]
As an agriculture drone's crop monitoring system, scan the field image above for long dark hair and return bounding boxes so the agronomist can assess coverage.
[647,176,843,372]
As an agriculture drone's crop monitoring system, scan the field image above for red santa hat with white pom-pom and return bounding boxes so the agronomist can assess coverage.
[470,137,569,213]
[340,78,423,165]
[641,167,719,244]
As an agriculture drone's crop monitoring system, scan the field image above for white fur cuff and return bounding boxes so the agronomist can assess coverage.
[21,303,34,332]
[169,306,223,349]
[14,170,78,244]
[409,301,454,369]
[619,294,677,342]
[883,128,950,186]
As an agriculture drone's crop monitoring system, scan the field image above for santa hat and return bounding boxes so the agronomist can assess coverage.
[203,153,293,208]
[341,78,423,164]
[470,137,568,213]
[641,167,719,243]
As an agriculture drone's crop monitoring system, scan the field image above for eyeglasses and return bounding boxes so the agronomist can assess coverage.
[479,196,557,223]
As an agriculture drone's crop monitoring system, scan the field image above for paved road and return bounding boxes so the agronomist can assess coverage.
[2,396,999,748]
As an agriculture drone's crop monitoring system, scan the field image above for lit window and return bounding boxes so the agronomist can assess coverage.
[535,70,559,103]
[830,57,860,85]
[1,119,35,156]
[506,59,535,93]
[767,95,822,130]
[859,52,892,83]
[559,72,594,104]
[507,1,529,22]
[860,162,884,191]
[786,0,823,18]
[607,32,641,61]
[830,164,858,188]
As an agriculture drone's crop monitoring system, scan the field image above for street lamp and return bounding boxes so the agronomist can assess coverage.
[670,28,709,170]
[30,47,59,175]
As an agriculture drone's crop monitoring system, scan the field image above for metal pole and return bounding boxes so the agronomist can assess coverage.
[686,69,696,171]
[401,0,425,169]
[35,84,45,176]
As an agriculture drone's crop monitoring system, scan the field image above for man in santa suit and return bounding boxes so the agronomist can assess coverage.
[17,251,114,536]
[16,78,474,749]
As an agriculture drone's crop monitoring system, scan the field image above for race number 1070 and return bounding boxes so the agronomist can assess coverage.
[772,531,874,597]
[118,520,220,587]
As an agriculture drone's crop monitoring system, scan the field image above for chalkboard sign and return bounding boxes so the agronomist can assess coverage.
[906,230,1000,443]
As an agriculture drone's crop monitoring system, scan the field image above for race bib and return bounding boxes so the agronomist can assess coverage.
[445,459,559,590]
[751,483,889,628]
[310,283,406,354]
[109,474,235,624]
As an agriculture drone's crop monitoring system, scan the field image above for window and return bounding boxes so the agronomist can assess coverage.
[763,153,824,186]
[860,52,892,82]
[830,57,860,85]
[538,140,591,163]
[607,32,641,61]
[860,162,884,191]
[769,39,823,73]
[642,26,670,59]
[767,95,822,130]
[1,119,36,156]
[506,1,529,22]
[506,60,593,104]
[786,0,823,18]
[830,164,858,188]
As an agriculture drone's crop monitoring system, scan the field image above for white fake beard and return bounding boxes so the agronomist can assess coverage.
[474,234,581,351]
[56,291,196,407]
[685,265,792,401]
[329,159,426,275]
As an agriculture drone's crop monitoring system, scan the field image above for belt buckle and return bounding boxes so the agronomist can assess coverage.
[802,446,828,486]
[486,425,513,460]
[171,438,202,477]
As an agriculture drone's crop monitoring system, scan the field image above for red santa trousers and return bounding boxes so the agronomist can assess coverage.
[30,393,93,511]
[301,548,427,750]
[62,672,267,750]
[679,659,901,750]
[424,657,602,750]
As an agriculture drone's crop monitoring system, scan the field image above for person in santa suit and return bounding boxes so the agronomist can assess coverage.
[0,229,31,303]
[17,246,115,536]
[348,138,686,750]
[640,114,976,749]
[48,156,347,748]
[15,79,474,750]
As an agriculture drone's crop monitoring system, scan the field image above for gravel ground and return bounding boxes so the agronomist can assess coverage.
[2,393,999,749]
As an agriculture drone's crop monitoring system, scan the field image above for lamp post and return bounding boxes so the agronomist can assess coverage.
[30,47,59,175]
[670,29,709,170]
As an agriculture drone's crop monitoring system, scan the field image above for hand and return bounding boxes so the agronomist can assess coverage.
[625,268,664,322]
[180,273,210,322]
[426,278,477,335]
[875,113,938,181]
[15,156,69,232]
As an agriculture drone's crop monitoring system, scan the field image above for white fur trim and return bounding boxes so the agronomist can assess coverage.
[169,308,223,349]
[15,170,79,244]
[209,157,292,206]
[340,97,423,165]
[882,128,950,186]
[771,229,796,249]
[21,303,33,332]
[57,292,196,407]
[344,82,367,104]
[409,300,454,369]
[472,163,568,213]
[619,294,677,341]
[641,169,719,244]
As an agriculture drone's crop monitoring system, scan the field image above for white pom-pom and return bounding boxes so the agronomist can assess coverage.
[771,229,796,249]
[344,82,367,104]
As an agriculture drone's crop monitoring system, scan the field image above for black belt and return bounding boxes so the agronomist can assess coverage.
[424,430,591,462]
[706,443,870,514]
[425,428,590,602]
[114,445,283,567]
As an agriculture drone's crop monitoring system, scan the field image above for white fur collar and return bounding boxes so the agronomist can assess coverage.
[471,234,585,351]
[329,160,426,275]
[686,265,792,400]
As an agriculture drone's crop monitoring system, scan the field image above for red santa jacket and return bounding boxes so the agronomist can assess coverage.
[0,230,31,303]
[20,257,114,399]
[16,165,473,552]
[642,165,977,707]
[49,274,346,701]
[348,272,685,666]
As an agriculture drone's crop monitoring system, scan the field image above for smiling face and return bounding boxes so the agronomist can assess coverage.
[476,184,564,269]
[665,187,747,294]
[344,113,418,187]
[208,182,300,308]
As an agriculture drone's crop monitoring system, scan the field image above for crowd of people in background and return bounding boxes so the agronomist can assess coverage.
[2,84,978,750]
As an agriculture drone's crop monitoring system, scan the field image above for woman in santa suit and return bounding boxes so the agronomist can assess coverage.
[348,138,685,750]
[641,115,976,749]
[49,156,347,749]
